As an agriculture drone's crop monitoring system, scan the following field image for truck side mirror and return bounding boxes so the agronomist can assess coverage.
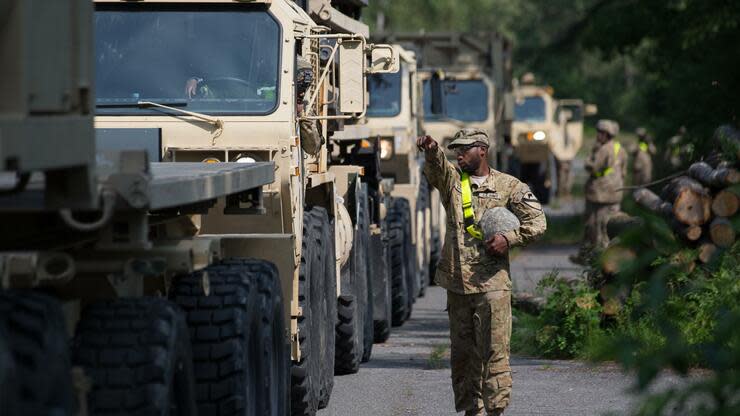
[430,72,445,116]
[338,39,365,113]
[584,104,598,116]
[368,44,399,74]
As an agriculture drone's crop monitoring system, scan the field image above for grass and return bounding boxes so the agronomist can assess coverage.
[537,214,584,245]
[427,344,450,369]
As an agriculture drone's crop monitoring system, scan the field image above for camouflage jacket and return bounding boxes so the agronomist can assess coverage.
[632,147,653,186]
[584,139,628,204]
[424,146,547,294]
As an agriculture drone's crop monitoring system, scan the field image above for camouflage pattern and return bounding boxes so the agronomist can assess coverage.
[299,113,323,156]
[447,128,491,149]
[583,201,620,252]
[584,138,628,204]
[632,145,653,186]
[423,145,547,294]
[448,290,512,413]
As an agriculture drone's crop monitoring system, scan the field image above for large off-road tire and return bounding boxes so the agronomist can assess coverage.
[522,162,550,205]
[317,208,337,409]
[335,184,372,374]
[371,219,392,343]
[429,227,441,286]
[73,298,197,416]
[171,258,288,416]
[416,177,431,297]
[358,185,374,363]
[0,291,75,416]
[391,197,417,321]
[387,200,410,327]
[292,206,336,414]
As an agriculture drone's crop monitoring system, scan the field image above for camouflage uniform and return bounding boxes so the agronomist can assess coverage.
[423,129,547,414]
[581,120,627,254]
[631,128,655,187]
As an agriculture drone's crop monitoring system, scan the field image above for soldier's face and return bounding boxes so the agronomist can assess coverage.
[456,145,486,173]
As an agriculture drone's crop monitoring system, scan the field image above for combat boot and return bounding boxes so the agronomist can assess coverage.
[464,407,486,416]
[488,409,505,416]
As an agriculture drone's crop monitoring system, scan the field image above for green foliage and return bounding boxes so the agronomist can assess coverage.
[538,215,584,245]
[533,272,603,358]
[510,309,542,357]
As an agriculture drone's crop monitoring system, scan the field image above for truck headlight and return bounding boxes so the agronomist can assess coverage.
[380,138,394,160]
[202,157,221,163]
[533,130,547,141]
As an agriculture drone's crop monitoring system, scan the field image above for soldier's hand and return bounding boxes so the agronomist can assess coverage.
[486,234,509,256]
[185,78,199,98]
[416,135,438,152]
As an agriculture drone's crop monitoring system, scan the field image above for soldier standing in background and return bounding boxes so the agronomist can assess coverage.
[631,127,655,186]
[417,129,546,416]
[571,120,627,264]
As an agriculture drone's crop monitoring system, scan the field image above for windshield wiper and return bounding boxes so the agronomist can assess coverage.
[96,100,188,108]
[137,101,224,130]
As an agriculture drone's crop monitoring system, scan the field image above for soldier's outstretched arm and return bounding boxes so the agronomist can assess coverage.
[418,135,457,201]
[502,182,547,247]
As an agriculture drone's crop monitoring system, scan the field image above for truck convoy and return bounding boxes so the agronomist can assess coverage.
[510,73,597,202]
[1,0,401,415]
[366,45,431,329]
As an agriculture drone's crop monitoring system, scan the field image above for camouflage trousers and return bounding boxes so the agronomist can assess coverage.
[581,201,620,253]
[448,290,512,413]
[555,159,573,198]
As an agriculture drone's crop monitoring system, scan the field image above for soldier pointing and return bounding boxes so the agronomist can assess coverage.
[417,128,547,416]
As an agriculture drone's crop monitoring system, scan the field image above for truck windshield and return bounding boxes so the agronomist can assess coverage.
[514,96,547,122]
[94,5,280,115]
[423,80,489,122]
[367,72,402,117]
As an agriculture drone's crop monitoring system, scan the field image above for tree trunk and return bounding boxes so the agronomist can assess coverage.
[697,242,719,264]
[633,188,673,217]
[661,177,712,226]
[687,161,740,188]
[709,217,736,248]
[711,188,740,217]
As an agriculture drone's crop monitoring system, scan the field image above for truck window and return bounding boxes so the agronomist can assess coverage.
[367,72,402,117]
[514,96,546,122]
[422,79,489,122]
[94,4,281,115]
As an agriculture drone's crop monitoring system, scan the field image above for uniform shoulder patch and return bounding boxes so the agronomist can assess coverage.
[521,191,543,211]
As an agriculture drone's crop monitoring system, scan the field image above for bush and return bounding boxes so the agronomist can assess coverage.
[533,272,603,358]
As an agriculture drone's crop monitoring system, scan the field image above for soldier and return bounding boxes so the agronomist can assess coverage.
[417,129,547,416]
[631,127,655,186]
[571,120,627,264]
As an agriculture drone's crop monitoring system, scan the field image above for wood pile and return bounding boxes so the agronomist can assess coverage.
[597,130,739,315]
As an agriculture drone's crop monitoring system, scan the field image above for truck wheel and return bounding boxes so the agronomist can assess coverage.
[372,218,393,343]
[335,184,371,373]
[359,184,374,362]
[0,327,16,416]
[429,227,440,286]
[521,162,550,205]
[0,291,75,416]
[171,258,288,416]
[73,298,197,416]
[387,202,409,327]
[393,198,417,320]
[289,207,327,415]
[299,207,337,409]
[417,178,431,297]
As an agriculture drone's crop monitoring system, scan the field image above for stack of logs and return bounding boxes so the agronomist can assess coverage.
[603,161,739,276]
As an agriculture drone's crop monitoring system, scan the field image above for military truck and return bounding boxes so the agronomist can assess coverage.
[373,32,513,281]
[365,45,433,332]
[0,1,280,415]
[92,0,398,414]
[510,74,597,203]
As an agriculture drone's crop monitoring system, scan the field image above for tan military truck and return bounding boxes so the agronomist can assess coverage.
[510,74,597,203]
[92,0,397,414]
[0,1,279,415]
[365,45,432,332]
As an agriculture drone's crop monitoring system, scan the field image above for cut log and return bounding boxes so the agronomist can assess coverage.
[687,161,740,188]
[697,242,719,264]
[633,188,673,217]
[672,220,702,242]
[661,177,712,226]
[606,212,644,240]
[709,217,736,248]
[601,245,637,275]
[711,188,740,217]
